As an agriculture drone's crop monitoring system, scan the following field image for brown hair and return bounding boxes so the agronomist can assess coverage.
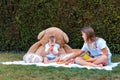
[81,26,96,42]
[49,36,55,42]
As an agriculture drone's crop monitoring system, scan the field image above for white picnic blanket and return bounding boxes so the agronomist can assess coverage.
[0,61,120,71]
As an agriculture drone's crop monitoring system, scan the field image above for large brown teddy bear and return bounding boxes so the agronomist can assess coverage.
[23,27,73,63]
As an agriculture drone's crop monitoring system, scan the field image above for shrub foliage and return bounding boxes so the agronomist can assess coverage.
[0,0,120,54]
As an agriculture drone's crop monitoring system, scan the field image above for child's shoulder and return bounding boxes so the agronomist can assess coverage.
[97,37,106,43]
[55,43,60,47]
[45,43,49,46]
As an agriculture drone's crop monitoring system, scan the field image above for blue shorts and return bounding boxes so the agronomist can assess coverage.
[46,52,57,60]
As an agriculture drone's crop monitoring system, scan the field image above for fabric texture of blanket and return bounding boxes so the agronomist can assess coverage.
[0,61,120,71]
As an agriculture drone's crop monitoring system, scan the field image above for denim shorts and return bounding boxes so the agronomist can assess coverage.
[46,52,57,60]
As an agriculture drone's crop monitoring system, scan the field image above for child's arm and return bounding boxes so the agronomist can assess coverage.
[49,57,60,63]
[101,47,108,56]
[52,50,58,55]
[45,44,49,51]
[98,39,108,57]
[61,50,85,61]
[85,57,96,62]
[43,57,49,64]
[51,44,60,55]
[45,44,52,54]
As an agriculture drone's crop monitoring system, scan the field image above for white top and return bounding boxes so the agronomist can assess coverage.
[45,43,60,53]
[81,38,112,64]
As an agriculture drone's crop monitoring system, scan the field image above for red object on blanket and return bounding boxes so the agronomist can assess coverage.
[57,59,75,65]
[50,46,54,51]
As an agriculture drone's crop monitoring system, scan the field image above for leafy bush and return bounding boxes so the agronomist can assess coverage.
[0,0,120,54]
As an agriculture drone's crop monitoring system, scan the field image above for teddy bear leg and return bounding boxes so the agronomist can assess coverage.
[23,53,43,63]
[63,44,73,53]
[35,46,45,56]
[59,48,66,58]
[27,41,41,53]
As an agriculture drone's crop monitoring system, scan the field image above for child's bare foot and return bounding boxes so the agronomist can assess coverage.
[44,60,49,64]
[93,64,103,67]
[97,64,103,67]
[85,64,103,67]
[50,57,60,63]
[44,57,49,64]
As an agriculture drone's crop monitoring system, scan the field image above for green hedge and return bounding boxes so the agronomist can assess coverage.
[0,0,120,54]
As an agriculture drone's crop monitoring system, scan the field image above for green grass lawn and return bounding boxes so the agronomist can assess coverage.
[0,52,120,80]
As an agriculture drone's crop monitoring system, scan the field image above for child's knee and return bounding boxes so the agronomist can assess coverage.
[75,57,81,62]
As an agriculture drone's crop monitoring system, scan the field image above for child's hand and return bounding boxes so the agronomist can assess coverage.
[60,56,69,62]
[49,46,54,52]
[48,47,53,52]
[60,53,73,61]
[85,57,96,62]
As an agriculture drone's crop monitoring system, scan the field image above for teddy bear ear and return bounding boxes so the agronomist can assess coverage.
[63,32,69,43]
[37,30,46,40]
